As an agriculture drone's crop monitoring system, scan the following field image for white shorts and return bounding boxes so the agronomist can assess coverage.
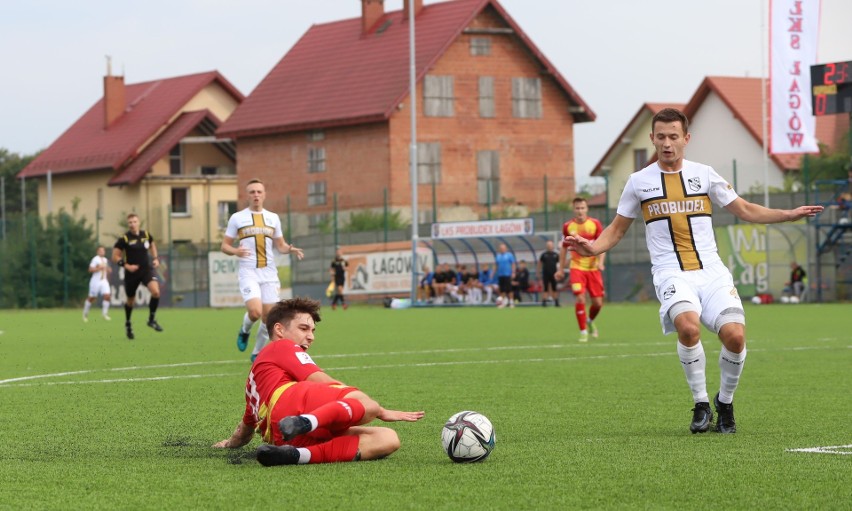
[238,266,281,304]
[653,261,745,335]
[88,279,111,298]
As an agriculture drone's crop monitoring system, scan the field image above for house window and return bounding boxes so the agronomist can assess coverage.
[470,37,491,56]
[308,181,327,206]
[479,76,495,118]
[218,201,238,229]
[169,145,182,175]
[424,75,454,117]
[308,147,326,173]
[512,77,542,119]
[308,130,325,141]
[200,166,217,176]
[477,151,500,204]
[171,187,190,216]
[633,148,648,171]
[416,143,442,184]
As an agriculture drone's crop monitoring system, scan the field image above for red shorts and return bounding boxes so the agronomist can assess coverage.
[569,269,604,298]
[271,381,359,446]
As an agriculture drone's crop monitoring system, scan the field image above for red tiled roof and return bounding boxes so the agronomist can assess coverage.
[590,102,685,177]
[218,0,594,139]
[684,76,848,171]
[19,71,243,179]
[109,110,220,186]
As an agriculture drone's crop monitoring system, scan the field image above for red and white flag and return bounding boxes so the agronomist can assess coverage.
[770,0,820,154]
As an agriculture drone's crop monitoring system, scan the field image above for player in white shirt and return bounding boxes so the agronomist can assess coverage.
[563,108,823,434]
[222,179,304,361]
[83,246,112,322]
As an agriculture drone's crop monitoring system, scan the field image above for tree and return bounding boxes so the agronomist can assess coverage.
[0,148,39,216]
[0,209,97,308]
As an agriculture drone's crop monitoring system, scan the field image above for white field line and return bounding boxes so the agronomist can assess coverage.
[0,343,848,389]
[786,444,852,455]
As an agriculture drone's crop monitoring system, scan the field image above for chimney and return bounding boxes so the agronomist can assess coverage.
[361,0,384,33]
[403,0,423,20]
[103,58,125,129]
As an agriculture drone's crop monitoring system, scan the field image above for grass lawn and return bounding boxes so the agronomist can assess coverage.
[0,302,850,510]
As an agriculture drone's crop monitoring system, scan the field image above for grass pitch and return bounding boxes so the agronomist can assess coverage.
[0,302,850,510]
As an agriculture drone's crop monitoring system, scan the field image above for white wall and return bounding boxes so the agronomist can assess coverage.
[687,92,785,194]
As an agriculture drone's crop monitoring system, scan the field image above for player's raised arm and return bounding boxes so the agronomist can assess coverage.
[724,198,823,224]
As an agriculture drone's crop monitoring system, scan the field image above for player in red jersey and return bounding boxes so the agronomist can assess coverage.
[556,197,606,342]
[213,297,424,465]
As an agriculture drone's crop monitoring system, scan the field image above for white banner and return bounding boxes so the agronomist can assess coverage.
[770,0,820,154]
[345,247,431,295]
[208,252,292,307]
[430,218,534,239]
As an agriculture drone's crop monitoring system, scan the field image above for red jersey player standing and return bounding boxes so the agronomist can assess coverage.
[556,197,606,342]
[213,297,424,465]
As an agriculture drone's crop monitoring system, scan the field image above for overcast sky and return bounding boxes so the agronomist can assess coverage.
[2,0,850,188]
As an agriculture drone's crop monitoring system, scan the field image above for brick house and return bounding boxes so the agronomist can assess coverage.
[217,0,594,235]
[18,70,244,248]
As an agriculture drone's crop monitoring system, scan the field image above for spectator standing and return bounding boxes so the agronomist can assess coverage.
[329,249,349,310]
[538,240,561,306]
[494,243,516,308]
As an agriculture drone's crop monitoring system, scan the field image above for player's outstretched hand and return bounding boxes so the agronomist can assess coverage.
[290,246,305,260]
[212,439,231,449]
[789,205,824,221]
[378,409,425,422]
[563,235,595,256]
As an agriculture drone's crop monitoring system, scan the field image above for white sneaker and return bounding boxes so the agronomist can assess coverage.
[102,314,111,321]
[82,315,88,323]
[578,331,588,343]
[589,322,598,338]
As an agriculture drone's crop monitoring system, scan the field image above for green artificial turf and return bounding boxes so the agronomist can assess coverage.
[0,302,850,510]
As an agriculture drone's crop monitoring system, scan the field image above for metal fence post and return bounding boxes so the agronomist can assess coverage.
[543,175,549,231]
[63,215,69,306]
[29,215,36,308]
[333,193,339,248]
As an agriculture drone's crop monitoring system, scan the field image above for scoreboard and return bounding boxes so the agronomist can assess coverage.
[810,60,852,116]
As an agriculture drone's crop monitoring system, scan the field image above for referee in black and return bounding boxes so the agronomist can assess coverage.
[112,213,164,339]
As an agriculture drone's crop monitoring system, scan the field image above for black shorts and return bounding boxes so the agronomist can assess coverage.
[124,267,157,297]
[334,275,345,286]
[542,272,557,292]
[498,276,513,294]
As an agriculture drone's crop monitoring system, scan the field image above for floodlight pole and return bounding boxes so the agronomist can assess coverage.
[409,0,419,304]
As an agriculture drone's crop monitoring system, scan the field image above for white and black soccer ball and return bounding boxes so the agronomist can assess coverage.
[750,296,762,305]
[441,411,495,463]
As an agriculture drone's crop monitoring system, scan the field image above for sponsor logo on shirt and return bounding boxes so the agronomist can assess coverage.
[295,351,315,365]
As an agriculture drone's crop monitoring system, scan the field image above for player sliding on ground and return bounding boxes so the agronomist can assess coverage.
[213,297,424,465]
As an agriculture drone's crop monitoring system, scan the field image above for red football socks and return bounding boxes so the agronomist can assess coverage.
[575,302,587,330]
[309,398,366,431]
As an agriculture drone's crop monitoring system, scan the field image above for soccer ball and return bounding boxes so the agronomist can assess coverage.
[441,411,495,463]
[750,296,762,305]
[789,296,800,304]
[780,296,790,304]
